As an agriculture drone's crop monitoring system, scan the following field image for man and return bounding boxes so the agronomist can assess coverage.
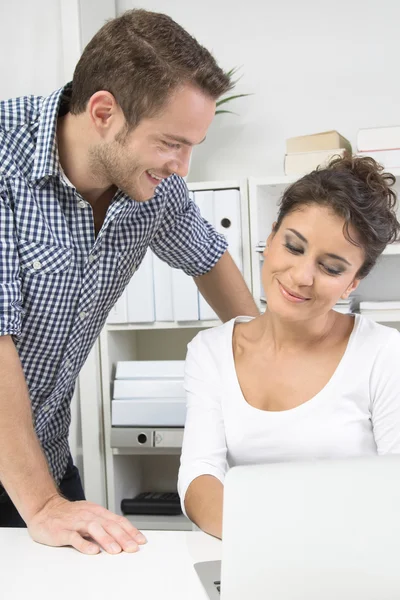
[0,9,258,553]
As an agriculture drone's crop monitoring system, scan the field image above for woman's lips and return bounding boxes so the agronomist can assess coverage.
[278,281,310,303]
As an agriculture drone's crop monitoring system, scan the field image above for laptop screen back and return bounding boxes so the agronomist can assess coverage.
[220,456,400,600]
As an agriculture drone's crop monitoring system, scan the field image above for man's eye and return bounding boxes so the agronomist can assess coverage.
[163,141,180,149]
[284,243,303,255]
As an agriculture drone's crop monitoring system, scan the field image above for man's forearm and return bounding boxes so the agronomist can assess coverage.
[0,336,59,523]
[194,251,259,322]
[185,475,224,539]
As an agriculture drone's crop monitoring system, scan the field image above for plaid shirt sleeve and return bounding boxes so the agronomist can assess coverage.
[150,175,228,277]
[0,181,22,337]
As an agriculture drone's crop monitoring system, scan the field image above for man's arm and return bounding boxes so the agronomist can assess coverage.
[0,335,60,520]
[0,336,146,554]
[194,251,259,322]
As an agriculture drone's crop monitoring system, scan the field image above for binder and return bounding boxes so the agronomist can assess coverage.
[126,249,155,323]
[106,289,128,324]
[152,251,174,321]
[194,190,219,321]
[171,267,199,321]
[213,188,242,273]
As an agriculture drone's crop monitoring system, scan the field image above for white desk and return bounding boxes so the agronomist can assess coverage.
[2,529,221,599]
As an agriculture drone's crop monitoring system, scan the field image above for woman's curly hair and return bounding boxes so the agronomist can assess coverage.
[275,155,400,278]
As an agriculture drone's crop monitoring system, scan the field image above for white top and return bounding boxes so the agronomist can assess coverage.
[178,314,400,513]
[1,529,221,600]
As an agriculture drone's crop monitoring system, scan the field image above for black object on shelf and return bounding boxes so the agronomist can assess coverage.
[121,492,183,516]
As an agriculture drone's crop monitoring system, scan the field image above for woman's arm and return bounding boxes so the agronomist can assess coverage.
[185,475,224,539]
[370,329,400,453]
[178,331,228,538]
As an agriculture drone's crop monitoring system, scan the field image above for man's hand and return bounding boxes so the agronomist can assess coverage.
[27,495,146,555]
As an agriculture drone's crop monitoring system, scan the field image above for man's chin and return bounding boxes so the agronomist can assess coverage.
[120,185,154,203]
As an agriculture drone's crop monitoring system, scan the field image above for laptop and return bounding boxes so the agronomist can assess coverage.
[194,455,400,599]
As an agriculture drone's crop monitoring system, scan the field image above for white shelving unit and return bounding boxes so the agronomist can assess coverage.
[98,180,250,531]
[248,173,400,329]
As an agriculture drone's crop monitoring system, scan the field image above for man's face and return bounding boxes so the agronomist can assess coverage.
[89,84,216,201]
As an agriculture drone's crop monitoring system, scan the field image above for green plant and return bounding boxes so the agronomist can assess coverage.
[215,67,251,115]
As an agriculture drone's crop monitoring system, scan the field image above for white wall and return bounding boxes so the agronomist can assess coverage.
[0,0,65,98]
[117,0,400,182]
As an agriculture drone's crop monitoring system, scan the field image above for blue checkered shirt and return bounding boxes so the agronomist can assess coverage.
[0,84,227,484]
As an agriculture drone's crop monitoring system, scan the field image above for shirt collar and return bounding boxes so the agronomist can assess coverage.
[30,83,72,184]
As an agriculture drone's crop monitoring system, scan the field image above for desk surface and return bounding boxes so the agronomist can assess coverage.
[2,529,221,600]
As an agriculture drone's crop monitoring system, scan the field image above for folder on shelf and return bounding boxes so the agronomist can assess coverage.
[194,188,242,321]
[126,249,155,323]
[213,188,243,273]
[171,267,199,322]
[194,190,219,321]
[115,361,185,380]
[107,289,128,324]
[152,252,174,322]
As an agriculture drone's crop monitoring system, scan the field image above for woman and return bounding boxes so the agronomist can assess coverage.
[178,155,400,539]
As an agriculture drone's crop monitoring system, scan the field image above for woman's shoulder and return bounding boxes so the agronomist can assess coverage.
[351,314,400,365]
[355,314,400,346]
[187,315,255,355]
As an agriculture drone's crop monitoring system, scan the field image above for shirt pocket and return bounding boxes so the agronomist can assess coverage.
[18,239,73,316]
[19,239,72,274]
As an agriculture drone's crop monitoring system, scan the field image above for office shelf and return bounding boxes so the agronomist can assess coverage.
[383,243,400,256]
[126,513,193,531]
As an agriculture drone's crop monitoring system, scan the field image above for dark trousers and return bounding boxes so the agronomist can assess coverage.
[0,455,85,527]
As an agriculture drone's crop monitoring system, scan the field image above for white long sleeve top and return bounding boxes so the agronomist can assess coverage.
[178,314,400,514]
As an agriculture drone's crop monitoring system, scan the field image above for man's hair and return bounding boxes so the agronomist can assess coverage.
[69,9,232,128]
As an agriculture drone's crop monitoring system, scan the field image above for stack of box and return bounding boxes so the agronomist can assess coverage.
[357,126,400,169]
[359,301,400,322]
[284,130,352,176]
[333,297,358,315]
[112,361,186,427]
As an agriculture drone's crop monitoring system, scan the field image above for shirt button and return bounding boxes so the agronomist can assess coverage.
[65,359,71,369]
[88,254,95,264]
[79,311,87,320]
[42,404,51,413]
[32,260,42,270]
[78,200,87,209]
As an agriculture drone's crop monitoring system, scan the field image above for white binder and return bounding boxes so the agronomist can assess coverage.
[152,251,174,321]
[126,249,155,323]
[106,289,128,324]
[193,190,218,321]
[213,188,243,273]
[171,267,199,321]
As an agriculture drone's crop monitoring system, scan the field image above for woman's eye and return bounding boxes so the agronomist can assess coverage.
[322,264,342,276]
[284,243,303,255]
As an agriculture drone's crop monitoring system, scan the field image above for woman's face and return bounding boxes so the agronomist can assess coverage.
[262,204,365,322]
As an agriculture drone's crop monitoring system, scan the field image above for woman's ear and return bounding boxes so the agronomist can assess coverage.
[341,278,360,300]
[263,222,277,256]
